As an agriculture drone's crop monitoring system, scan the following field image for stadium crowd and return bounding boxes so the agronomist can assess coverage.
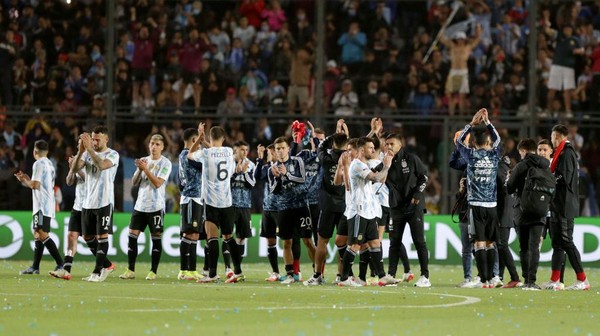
[1,0,600,215]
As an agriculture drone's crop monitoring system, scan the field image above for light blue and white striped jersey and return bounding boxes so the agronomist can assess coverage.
[231,158,256,209]
[31,157,56,218]
[368,158,389,208]
[345,159,380,220]
[81,149,119,209]
[73,171,86,211]
[134,155,172,212]
[190,147,235,208]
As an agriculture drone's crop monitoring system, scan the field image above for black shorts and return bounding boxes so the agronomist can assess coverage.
[347,216,379,245]
[277,206,313,240]
[260,210,278,239]
[68,209,82,233]
[468,206,498,242]
[379,206,391,229]
[33,211,51,233]
[131,68,150,82]
[317,208,346,239]
[82,205,113,236]
[129,210,164,234]
[204,204,234,235]
[232,207,253,239]
[182,70,200,85]
[180,200,205,236]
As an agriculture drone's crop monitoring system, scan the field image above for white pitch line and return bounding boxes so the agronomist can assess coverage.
[115,293,480,312]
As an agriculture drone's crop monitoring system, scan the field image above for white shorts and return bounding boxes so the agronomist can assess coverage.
[445,69,470,94]
[548,65,576,91]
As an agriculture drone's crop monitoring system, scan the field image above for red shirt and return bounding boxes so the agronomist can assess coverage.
[132,38,154,69]
[240,0,265,28]
[591,46,600,74]
[179,39,208,73]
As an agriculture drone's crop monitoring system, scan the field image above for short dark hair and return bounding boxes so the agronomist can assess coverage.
[93,125,109,135]
[552,124,569,137]
[537,139,552,148]
[183,128,198,141]
[314,128,325,135]
[517,138,537,152]
[385,133,403,143]
[209,126,226,141]
[274,136,289,145]
[234,140,249,147]
[266,144,275,150]
[332,133,348,149]
[371,136,381,150]
[357,136,374,149]
[34,140,49,152]
[471,125,489,147]
[348,138,359,150]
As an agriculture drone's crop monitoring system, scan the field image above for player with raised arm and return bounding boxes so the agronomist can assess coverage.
[16,140,64,275]
[222,140,256,278]
[189,124,244,283]
[455,109,501,288]
[119,134,172,280]
[71,125,118,282]
[255,143,281,281]
[177,128,205,281]
[337,137,396,287]
[304,120,349,286]
[49,156,86,280]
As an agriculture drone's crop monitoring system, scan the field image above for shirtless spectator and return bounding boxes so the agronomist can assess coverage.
[439,24,482,115]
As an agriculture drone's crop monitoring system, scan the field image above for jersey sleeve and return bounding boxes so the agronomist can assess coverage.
[352,160,371,180]
[31,161,42,182]
[107,150,119,167]
[157,158,172,181]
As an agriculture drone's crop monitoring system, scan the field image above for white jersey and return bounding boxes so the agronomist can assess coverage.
[73,171,86,211]
[368,158,389,208]
[190,146,235,208]
[31,157,56,218]
[134,155,172,213]
[81,148,119,209]
[345,159,380,220]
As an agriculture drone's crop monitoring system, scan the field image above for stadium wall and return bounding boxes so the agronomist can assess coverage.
[1,212,599,267]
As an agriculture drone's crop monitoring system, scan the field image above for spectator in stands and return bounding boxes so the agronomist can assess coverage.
[546,24,585,118]
[131,25,154,112]
[272,38,293,80]
[255,20,278,57]
[338,22,367,73]
[331,79,359,117]
[361,79,380,111]
[59,87,78,116]
[266,78,286,112]
[234,16,256,50]
[0,29,17,106]
[209,25,231,54]
[225,38,245,75]
[287,47,313,114]
[291,8,312,48]
[439,24,482,115]
[238,86,257,114]
[261,0,287,32]
[241,60,268,99]
[2,120,22,152]
[177,27,209,113]
[217,87,244,118]
[408,82,436,116]
[240,0,266,29]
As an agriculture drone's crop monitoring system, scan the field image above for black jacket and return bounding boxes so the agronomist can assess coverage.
[385,148,428,210]
[550,142,579,219]
[317,135,346,212]
[506,153,551,225]
[497,155,515,228]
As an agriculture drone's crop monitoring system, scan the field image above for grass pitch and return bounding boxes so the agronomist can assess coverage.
[0,260,598,336]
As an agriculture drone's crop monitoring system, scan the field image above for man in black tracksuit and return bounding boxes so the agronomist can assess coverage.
[384,133,430,287]
[506,138,549,289]
[496,154,521,287]
[305,130,349,284]
[545,124,589,290]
